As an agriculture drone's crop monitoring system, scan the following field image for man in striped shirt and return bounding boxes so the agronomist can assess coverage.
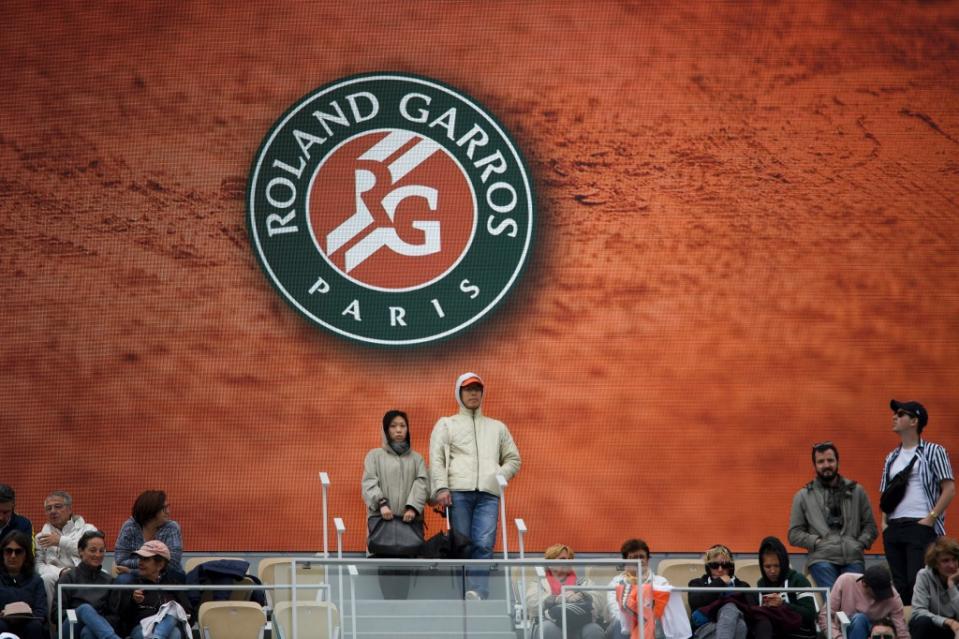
[880,399,955,605]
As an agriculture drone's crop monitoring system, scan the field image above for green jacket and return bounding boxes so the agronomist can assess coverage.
[788,476,877,567]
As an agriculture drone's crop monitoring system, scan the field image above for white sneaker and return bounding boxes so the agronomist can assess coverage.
[465,590,481,600]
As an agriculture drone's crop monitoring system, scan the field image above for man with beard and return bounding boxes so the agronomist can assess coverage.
[789,442,878,589]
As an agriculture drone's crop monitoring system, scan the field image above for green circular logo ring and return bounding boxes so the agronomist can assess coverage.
[247,73,535,347]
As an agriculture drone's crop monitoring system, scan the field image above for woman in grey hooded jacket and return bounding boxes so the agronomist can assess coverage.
[361,409,429,599]
[910,536,959,639]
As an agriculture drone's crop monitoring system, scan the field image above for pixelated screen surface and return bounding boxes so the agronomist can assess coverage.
[3,2,958,553]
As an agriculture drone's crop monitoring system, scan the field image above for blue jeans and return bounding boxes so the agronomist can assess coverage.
[450,490,499,598]
[808,561,864,590]
[848,612,872,639]
[74,603,120,639]
[130,614,184,639]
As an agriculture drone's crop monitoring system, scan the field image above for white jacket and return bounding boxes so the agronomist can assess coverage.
[429,372,521,497]
[36,515,97,572]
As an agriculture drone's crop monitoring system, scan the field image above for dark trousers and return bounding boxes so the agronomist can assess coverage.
[883,519,937,605]
[910,615,955,639]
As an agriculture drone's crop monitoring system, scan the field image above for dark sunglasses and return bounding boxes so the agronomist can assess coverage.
[894,410,916,418]
[811,441,834,450]
[3,547,25,556]
[706,561,733,570]
[870,633,894,639]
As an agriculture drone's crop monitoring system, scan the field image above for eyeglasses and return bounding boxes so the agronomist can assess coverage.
[706,561,734,571]
[3,548,25,556]
[812,441,834,450]
[894,410,916,418]
[870,633,894,639]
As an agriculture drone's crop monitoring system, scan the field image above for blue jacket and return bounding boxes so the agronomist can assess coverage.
[0,513,33,543]
[0,571,47,624]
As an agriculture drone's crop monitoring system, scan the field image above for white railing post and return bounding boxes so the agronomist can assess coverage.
[335,518,346,626]
[291,557,298,639]
[497,474,510,614]
[319,472,331,558]
[535,566,545,639]
[348,565,359,639]
[515,518,529,637]
[637,558,646,639]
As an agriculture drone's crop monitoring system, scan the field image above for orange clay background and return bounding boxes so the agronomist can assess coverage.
[2,2,959,555]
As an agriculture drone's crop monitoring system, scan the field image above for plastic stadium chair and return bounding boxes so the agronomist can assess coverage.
[272,601,339,639]
[198,601,266,639]
[258,558,330,609]
[735,559,761,587]
[656,559,704,615]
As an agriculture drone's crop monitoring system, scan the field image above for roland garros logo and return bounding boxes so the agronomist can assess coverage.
[247,73,534,346]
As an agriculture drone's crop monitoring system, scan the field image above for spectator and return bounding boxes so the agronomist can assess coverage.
[361,409,429,599]
[910,536,959,639]
[429,372,521,600]
[881,399,954,604]
[607,539,655,639]
[111,541,192,639]
[114,490,183,578]
[51,530,120,639]
[525,543,605,639]
[868,618,898,639]
[754,536,817,639]
[788,442,878,588]
[688,544,751,639]
[0,484,33,543]
[0,530,46,639]
[35,490,97,607]
[819,565,908,639]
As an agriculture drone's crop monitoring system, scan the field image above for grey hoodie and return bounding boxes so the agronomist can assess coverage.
[911,566,959,627]
[361,416,429,519]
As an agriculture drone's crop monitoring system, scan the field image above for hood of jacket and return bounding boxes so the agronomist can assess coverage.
[758,535,792,585]
[455,371,486,412]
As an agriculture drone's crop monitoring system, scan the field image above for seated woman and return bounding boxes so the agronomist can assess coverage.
[51,530,120,639]
[526,543,606,639]
[688,544,751,639]
[910,536,959,639]
[0,530,47,639]
[112,540,192,639]
[362,409,429,599]
[753,536,817,639]
[114,490,184,580]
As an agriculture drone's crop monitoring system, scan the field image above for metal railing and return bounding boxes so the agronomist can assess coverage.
[56,558,835,639]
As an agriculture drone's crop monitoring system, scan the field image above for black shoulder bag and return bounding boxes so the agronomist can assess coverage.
[879,453,919,514]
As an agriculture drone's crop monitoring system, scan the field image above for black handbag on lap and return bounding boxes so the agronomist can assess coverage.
[367,515,424,557]
[880,454,918,514]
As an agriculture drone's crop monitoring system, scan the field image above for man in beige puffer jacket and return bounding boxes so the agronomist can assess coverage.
[430,372,521,600]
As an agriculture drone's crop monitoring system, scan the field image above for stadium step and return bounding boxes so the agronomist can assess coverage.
[340,598,517,638]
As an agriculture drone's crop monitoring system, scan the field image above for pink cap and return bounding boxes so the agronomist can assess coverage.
[133,540,171,561]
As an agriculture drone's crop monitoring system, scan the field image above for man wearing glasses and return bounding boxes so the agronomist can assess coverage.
[881,399,955,605]
[869,618,898,639]
[788,442,878,589]
[35,490,97,607]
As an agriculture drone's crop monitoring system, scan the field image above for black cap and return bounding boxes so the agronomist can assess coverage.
[890,399,928,428]
[859,564,894,600]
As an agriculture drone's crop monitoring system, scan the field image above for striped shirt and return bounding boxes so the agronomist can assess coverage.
[881,439,954,535]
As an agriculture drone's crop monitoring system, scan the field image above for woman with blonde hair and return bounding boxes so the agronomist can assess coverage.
[525,543,606,639]
[688,544,751,639]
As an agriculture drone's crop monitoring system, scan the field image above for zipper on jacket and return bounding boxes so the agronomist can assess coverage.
[473,413,479,490]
